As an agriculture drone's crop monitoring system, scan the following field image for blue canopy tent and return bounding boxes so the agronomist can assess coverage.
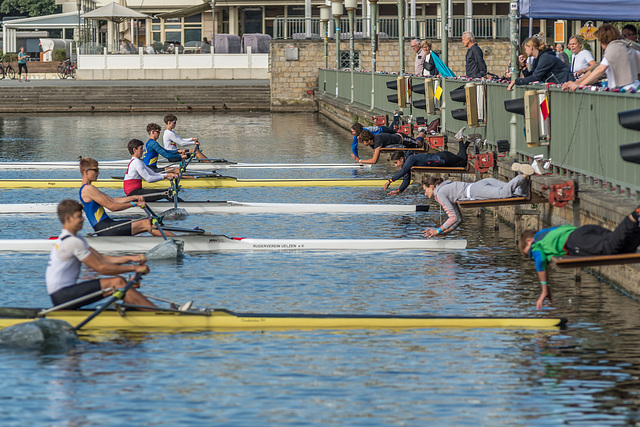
[519,0,640,21]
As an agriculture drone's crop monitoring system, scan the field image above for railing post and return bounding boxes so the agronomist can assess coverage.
[397,0,405,73]
[369,0,378,110]
[440,0,448,66]
[509,0,520,158]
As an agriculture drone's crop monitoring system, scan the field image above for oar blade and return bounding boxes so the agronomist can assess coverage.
[145,238,184,259]
[162,207,189,221]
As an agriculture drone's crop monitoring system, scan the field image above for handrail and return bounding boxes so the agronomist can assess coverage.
[274,16,509,40]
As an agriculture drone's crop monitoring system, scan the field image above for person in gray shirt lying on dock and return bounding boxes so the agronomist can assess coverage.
[421,162,536,238]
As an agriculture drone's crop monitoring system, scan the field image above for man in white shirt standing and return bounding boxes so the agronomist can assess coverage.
[163,113,210,161]
[411,39,424,75]
[45,200,154,310]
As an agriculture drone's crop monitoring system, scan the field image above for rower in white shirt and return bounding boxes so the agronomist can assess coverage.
[124,139,179,201]
[162,113,210,161]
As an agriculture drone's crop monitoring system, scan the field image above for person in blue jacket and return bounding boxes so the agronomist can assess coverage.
[507,35,574,91]
[143,123,186,172]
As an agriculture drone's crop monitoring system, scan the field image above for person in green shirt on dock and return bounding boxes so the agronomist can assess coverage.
[518,205,640,310]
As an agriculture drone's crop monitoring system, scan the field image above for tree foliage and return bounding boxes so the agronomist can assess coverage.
[0,0,58,17]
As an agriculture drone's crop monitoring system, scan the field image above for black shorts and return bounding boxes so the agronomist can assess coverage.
[94,218,135,236]
[18,63,27,74]
[50,279,102,309]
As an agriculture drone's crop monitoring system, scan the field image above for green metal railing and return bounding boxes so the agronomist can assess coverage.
[318,69,640,199]
[275,16,509,40]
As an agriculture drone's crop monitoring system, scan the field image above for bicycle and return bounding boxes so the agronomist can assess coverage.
[0,60,16,80]
[57,59,76,79]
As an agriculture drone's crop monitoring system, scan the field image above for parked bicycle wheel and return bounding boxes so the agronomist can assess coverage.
[57,65,67,79]
[6,66,15,80]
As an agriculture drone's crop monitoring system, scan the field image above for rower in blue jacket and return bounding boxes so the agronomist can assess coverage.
[383,138,470,195]
[143,123,186,172]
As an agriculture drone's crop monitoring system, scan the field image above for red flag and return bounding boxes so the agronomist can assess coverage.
[540,97,549,121]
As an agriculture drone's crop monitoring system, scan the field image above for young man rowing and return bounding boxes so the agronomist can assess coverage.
[79,157,174,237]
[46,200,155,310]
[143,122,186,172]
[125,138,179,202]
[163,114,210,162]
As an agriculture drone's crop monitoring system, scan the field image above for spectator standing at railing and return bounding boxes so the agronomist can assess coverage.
[17,47,28,82]
[568,35,596,79]
[563,24,640,92]
[200,37,211,54]
[462,31,487,78]
[410,39,425,75]
[420,40,439,77]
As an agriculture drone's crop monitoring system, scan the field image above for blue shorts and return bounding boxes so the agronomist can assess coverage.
[49,279,102,309]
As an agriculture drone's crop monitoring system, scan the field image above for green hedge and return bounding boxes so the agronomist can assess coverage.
[52,49,67,62]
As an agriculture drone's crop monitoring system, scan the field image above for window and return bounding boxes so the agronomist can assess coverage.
[340,50,360,69]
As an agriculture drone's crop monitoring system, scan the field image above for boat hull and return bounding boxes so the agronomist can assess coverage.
[0,201,430,215]
[0,308,568,332]
[0,161,370,170]
[0,177,399,189]
[0,234,467,254]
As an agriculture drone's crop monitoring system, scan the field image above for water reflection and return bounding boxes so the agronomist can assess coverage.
[0,113,640,424]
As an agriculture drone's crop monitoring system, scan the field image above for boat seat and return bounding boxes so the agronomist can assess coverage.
[552,252,640,268]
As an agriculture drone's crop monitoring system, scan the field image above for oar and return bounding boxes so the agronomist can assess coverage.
[142,204,168,239]
[73,271,146,331]
[142,204,184,258]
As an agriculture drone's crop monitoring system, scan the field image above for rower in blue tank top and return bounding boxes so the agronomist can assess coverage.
[78,157,175,237]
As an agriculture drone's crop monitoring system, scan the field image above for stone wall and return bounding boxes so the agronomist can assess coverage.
[271,38,511,111]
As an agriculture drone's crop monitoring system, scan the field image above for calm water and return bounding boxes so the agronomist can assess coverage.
[1,112,640,426]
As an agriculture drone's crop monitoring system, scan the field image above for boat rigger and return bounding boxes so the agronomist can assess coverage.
[0,177,401,189]
[0,234,468,254]
[0,307,568,332]
[0,201,430,215]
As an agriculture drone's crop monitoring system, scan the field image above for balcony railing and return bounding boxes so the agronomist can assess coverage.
[274,16,509,40]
